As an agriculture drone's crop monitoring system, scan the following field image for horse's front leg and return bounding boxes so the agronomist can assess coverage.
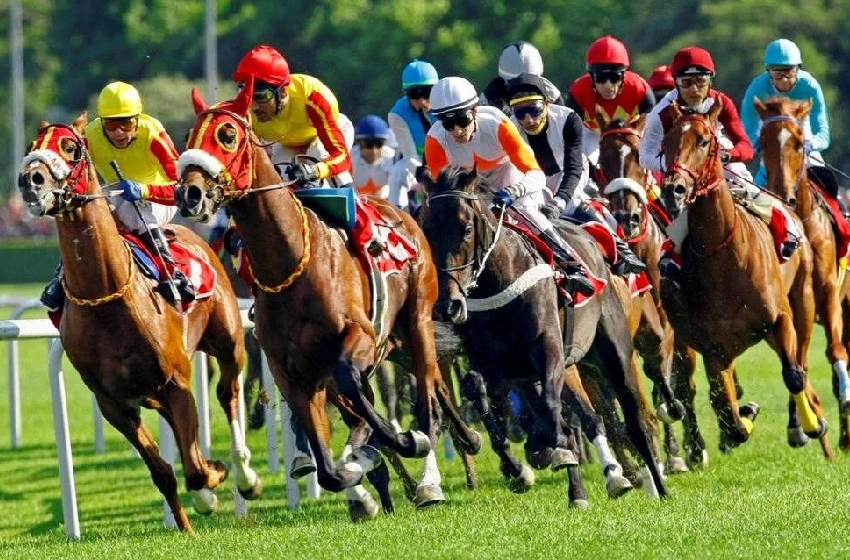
[670,339,706,469]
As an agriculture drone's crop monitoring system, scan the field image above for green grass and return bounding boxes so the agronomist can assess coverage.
[2,282,850,559]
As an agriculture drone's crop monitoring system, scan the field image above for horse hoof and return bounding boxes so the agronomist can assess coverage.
[351,445,383,472]
[569,498,591,509]
[686,449,709,470]
[290,456,317,479]
[414,484,446,509]
[657,400,685,424]
[665,456,689,475]
[526,448,552,470]
[238,477,263,500]
[787,426,810,448]
[506,463,536,493]
[550,447,578,471]
[405,430,432,458]
[656,403,673,424]
[739,401,760,423]
[606,473,633,499]
[190,488,218,515]
[803,417,828,440]
[348,495,380,522]
[466,429,484,455]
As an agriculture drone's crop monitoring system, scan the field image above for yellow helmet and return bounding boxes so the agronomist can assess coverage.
[97,81,142,118]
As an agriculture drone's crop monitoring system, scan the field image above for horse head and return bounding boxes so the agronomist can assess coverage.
[176,77,257,222]
[597,113,648,239]
[755,96,811,209]
[604,178,648,240]
[661,99,724,218]
[419,166,488,325]
[18,114,91,217]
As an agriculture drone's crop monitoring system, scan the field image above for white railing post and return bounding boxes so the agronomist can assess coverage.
[48,338,80,539]
[6,298,42,448]
[233,372,248,517]
[279,397,301,508]
[158,415,178,530]
[260,352,280,473]
[194,351,211,457]
[91,394,104,453]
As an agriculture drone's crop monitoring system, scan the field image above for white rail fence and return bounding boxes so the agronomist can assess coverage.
[1,297,320,538]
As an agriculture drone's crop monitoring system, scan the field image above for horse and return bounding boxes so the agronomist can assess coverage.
[595,114,700,471]
[17,121,261,533]
[660,99,833,459]
[174,80,481,516]
[419,166,668,502]
[756,96,850,450]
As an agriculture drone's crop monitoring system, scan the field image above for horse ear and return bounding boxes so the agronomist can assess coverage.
[794,99,812,120]
[752,96,768,119]
[461,165,478,191]
[707,95,723,122]
[233,76,254,116]
[36,120,50,134]
[191,87,209,115]
[594,105,609,131]
[72,111,88,135]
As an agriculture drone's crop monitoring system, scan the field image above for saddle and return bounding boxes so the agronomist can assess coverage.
[806,175,850,273]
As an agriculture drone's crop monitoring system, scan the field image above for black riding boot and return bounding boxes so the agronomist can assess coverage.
[541,227,596,296]
[142,226,196,303]
[612,237,647,276]
[40,264,65,312]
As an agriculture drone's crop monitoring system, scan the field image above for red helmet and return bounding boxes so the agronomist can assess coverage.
[671,46,715,77]
[232,44,291,87]
[586,36,630,71]
[648,65,675,89]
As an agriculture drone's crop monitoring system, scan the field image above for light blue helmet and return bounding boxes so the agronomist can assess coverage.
[355,114,390,140]
[763,39,802,67]
[402,59,439,91]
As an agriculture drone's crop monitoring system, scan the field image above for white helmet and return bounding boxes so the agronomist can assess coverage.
[498,41,544,80]
[430,77,478,116]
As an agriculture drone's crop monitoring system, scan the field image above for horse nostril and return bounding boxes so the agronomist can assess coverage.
[446,298,465,322]
[788,197,797,207]
[630,213,641,226]
[674,184,687,197]
[29,171,45,187]
[185,185,204,207]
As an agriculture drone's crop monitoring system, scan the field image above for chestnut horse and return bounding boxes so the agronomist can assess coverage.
[595,115,701,470]
[756,96,850,450]
[18,122,261,532]
[660,99,832,459]
[420,167,668,501]
[175,81,480,513]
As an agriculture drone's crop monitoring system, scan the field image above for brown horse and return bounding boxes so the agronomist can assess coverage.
[174,80,480,513]
[17,122,261,532]
[660,99,833,459]
[595,114,697,472]
[756,96,850,449]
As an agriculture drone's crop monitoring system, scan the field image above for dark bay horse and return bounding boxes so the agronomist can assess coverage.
[175,81,480,514]
[595,115,700,471]
[420,167,667,501]
[18,122,261,532]
[660,99,833,459]
[756,96,850,450]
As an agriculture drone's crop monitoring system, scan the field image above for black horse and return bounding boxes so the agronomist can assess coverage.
[420,168,667,502]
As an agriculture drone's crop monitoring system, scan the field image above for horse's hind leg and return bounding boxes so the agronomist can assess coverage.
[670,339,706,468]
[814,257,850,413]
[636,309,685,423]
[95,393,193,531]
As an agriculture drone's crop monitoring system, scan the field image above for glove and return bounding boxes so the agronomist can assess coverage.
[285,163,320,185]
[493,188,516,207]
[803,140,813,156]
[541,196,567,219]
[719,149,732,164]
[120,179,147,202]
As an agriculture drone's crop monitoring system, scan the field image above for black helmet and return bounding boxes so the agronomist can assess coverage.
[506,72,548,102]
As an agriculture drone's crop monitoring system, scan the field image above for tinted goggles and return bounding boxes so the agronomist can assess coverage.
[592,70,624,84]
[237,82,280,103]
[102,117,138,133]
[675,76,710,89]
[439,110,474,130]
[512,101,545,120]
[768,67,797,80]
[359,139,385,149]
[406,85,433,100]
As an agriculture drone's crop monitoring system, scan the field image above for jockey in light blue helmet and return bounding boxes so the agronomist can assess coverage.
[741,38,831,186]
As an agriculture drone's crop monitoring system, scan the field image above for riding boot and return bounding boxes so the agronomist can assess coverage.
[142,226,196,303]
[541,227,596,296]
[144,225,176,265]
[40,264,65,312]
[612,237,647,276]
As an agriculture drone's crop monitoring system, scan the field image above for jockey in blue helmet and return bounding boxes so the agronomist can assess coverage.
[352,115,404,204]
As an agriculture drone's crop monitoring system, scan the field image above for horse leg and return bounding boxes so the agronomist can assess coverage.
[814,259,850,414]
[439,357,480,490]
[671,339,706,469]
[563,424,590,508]
[95,393,193,531]
[461,371,533,492]
[703,356,755,452]
[244,332,266,430]
[636,309,684,423]
[376,363,401,431]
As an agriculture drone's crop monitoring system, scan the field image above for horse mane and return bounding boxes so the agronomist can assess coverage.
[427,166,495,198]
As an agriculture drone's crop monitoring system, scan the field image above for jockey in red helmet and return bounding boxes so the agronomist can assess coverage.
[566,35,656,163]
[648,65,675,103]
[232,44,353,187]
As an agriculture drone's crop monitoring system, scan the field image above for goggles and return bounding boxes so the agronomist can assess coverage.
[237,82,280,103]
[768,67,797,79]
[102,117,138,133]
[676,76,711,89]
[512,101,545,120]
[439,110,474,131]
[358,138,385,149]
[406,85,433,100]
[591,70,625,85]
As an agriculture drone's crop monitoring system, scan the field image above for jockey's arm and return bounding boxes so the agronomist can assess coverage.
[717,92,754,163]
[144,130,180,205]
[639,111,665,173]
[424,135,449,181]
[497,119,546,197]
[387,112,420,171]
[807,77,831,152]
[556,111,585,201]
[304,90,352,180]
[739,80,762,149]
[638,85,657,113]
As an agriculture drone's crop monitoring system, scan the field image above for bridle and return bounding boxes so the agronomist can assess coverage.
[595,126,646,186]
[425,190,506,296]
[760,114,807,200]
[664,113,724,203]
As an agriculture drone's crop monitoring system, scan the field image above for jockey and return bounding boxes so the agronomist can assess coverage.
[639,46,801,280]
[425,76,595,295]
[481,41,564,115]
[352,115,404,205]
[566,35,655,164]
[232,44,354,187]
[40,81,194,311]
[741,38,832,187]
[648,65,675,104]
[388,59,438,212]
[506,73,645,275]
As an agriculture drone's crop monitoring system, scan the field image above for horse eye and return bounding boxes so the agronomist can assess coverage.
[464,222,474,236]
[216,124,238,150]
[700,137,711,148]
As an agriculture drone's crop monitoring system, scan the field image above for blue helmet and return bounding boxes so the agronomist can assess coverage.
[355,115,390,140]
[764,39,802,67]
[402,59,439,91]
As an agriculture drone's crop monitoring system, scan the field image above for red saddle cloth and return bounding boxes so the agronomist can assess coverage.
[582,221,652,297]
[808,180,850,261]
